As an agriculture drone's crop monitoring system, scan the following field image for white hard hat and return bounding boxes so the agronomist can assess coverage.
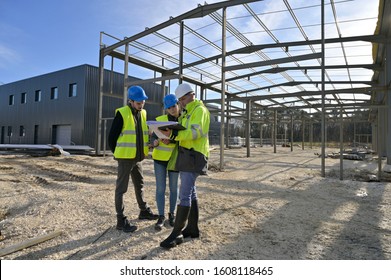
[175,83,194,99]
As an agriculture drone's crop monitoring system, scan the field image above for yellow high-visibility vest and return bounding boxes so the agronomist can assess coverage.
[176,100,210,158]
[113,106,149,159]
[152,115,176,161]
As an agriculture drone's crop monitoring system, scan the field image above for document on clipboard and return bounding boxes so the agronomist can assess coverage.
[146,121,186,139]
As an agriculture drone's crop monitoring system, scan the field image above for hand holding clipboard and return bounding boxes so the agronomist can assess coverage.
[146,121,185,139]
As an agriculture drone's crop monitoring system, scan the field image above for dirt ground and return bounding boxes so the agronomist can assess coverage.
[0,146,390,260]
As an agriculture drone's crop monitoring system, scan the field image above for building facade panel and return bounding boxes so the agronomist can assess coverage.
[1,66,86,145]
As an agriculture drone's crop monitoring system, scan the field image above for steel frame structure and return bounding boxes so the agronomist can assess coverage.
[97,0,390,177]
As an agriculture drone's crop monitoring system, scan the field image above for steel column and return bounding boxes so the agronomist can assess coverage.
[321,0,326,177]
[220,7,227,169]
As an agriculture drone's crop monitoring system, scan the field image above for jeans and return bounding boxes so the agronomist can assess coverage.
[178,171,199,207]
[154,160,179,216]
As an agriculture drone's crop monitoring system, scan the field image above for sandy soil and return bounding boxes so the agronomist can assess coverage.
[0,146,390,260]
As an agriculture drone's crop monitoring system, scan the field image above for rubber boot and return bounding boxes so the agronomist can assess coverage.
[160,205,190,249]
[182,200,199,238]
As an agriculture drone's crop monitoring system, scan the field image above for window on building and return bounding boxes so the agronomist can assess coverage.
[69,83,77,97]
[21,92,27,104]
[19,126,25,137]
[51,87,58,100]
[9,95,14,105]
[7,126,12,137]
[35,90,41,102]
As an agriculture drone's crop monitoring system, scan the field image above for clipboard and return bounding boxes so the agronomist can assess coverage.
[158,123,186,131]
[146,121,186,139]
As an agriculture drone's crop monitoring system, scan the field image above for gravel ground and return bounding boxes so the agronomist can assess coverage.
[0,146,390,260]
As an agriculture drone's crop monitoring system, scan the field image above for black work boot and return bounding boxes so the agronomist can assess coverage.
[138,207,159,220]
[116,216,137,233]
[168,212,175,227]
[155,215,165,231]
[182,200,199,238]
[160,205,190,249]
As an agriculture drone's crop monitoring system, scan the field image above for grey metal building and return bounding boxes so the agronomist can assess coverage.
[0,64,169,149]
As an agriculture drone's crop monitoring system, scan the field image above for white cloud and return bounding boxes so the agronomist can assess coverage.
[0,44,21,69]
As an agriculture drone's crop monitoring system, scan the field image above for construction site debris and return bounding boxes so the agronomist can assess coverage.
[0,231,62,257]
[0,144,94,156]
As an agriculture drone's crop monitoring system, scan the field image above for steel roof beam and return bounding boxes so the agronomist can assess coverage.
[228,80,376,96]
[205,64,381,86]
[206,64,380,86]
[224,53,322,72]
[169,34,386,72]
[102,0,262,55]
[203,86,385,104]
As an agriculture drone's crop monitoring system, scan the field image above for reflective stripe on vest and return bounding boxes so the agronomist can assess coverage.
[152,114,176,161]
[178,100,210,158]
[114,106,149,159]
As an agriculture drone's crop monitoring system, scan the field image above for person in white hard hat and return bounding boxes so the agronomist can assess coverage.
[158,83,210,249]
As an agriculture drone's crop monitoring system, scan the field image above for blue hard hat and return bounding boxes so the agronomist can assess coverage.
[128,86,148,101]
[164,94,178,109]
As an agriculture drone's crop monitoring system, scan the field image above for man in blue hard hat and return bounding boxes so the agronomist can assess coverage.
[108,85,158,233]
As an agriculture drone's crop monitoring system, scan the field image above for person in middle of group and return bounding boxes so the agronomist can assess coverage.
[150,94,181,231]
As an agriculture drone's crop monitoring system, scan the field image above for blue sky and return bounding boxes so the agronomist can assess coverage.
[0,0,221,84]
[0,0,379,86]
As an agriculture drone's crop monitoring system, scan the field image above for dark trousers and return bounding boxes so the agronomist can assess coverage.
[115,159,148,218]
